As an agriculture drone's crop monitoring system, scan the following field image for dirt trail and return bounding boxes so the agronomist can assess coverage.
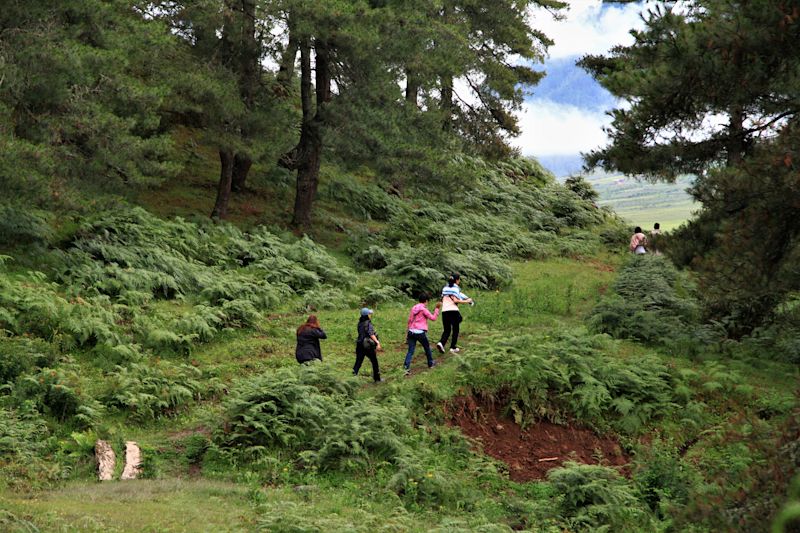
[448,396,629,482]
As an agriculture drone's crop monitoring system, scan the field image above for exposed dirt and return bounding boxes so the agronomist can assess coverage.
[448,396,629,482]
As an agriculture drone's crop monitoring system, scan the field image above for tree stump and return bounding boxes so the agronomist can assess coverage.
[95,440,116,481]
[121,441,142,480]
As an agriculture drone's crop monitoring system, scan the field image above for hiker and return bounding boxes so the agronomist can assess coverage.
[404,292,441,376]
[650,223,662,255]
[295,315,327,364]
[437,273,473,354]
[629,227,648,255]
[354,307,382,382]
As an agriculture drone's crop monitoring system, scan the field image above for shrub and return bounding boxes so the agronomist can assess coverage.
[457,332,684,434]
[539,462,657,532]
[101,361,221,421]
[0,403,62,490]
[0,336,57,384]
[588,255,702,347]
[217,365,408,472]
[16,367,103,427]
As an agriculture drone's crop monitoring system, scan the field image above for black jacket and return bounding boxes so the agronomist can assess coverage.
[295,328,327,363]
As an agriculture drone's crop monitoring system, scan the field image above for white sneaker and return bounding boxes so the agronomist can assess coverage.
[436,342,445,353]
[449,347,460,353]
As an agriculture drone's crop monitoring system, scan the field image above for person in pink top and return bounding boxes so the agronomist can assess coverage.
[630,226,648,254]
[403,292,441,376]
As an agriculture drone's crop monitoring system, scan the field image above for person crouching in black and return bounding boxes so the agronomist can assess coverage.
[354,307,382,382]
[295,315,327,364]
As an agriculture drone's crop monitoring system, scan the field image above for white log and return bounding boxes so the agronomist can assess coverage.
[95,440,116,481]
[120,441,142,480]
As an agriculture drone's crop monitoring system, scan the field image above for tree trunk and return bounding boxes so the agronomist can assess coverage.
[229,0,258,193]
[440,75,453,128]
[211,148,235,219]
[231,153,252,192]
[291,39,330,228]
[277,23,299,91]
[406,68,419,107]
[727,104,746,167]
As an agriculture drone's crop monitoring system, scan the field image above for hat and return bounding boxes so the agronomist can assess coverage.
[360,307,374,316]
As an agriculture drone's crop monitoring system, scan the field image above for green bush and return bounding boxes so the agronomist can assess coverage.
[101,361,221,421]
[0,403,62,490]
[539,462,658,532]
[16,366,102,427]
[0,336,57,384]
[217,365,408,472]
[588,255,704,347]
[457,332,684,434]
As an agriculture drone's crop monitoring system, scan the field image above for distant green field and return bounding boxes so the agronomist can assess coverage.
[584,173,697,230]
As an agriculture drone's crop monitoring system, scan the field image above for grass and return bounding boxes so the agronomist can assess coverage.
[0,480,256,532]
[1,249,797,531]
[583,172,697,230]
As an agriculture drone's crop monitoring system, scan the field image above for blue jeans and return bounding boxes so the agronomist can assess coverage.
[404,332,434,369]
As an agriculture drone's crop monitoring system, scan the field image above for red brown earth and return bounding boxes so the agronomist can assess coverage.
[448,396,630,482]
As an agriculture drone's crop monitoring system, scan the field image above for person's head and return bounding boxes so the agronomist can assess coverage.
[448,273,461,287]
[297,315,320,335]
[654,223,660,230]
[634,226,642,234]
[360,307,374,321]
[417,292,429,303]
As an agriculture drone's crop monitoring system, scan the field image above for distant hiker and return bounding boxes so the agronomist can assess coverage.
[437,273,473,354]
[629,227,648,255]
[650,223,662,255]
[404,292,441,376]
[354,308,382,382]
[295,315,327,364]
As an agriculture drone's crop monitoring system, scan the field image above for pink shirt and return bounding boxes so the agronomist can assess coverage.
[630,232,647,252]
[407,303,439,332]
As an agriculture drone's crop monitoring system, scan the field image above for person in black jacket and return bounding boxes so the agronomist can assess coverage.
[353,308,382,382]
[295,315,327,364]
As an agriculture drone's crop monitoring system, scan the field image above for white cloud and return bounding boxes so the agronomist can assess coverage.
[512,99,610,156]
[531,0,650,60]
[513,2,653,157]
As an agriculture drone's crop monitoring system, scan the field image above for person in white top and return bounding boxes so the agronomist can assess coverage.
[436,273,473,354]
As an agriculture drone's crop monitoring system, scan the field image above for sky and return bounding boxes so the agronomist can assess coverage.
[512,0,651,160]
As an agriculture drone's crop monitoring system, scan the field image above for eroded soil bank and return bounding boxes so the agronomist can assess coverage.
[448,396,629,482]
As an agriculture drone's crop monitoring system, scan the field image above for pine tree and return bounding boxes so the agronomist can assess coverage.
[582,0,800,331]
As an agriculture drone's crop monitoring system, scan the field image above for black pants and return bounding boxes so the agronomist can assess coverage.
[354,342,381,382]
[439,311,462,349]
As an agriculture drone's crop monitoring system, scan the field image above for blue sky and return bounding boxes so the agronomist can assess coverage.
[511,1,650,165]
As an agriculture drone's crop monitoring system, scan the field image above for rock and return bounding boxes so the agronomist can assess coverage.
[95,440,116,481]
[120,441,142,480]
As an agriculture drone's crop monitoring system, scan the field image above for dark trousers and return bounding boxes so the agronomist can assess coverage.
[439,311,462,348]
[404,331,434,369]
[354,343,381,382]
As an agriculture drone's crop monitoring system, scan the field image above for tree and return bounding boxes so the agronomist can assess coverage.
[433,0,566,159]
[581,0,800,331]
[0,0,180,206]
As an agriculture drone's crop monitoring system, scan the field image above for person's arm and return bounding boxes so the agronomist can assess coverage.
[422,306,439,321]
[368,323,382,351]
[314,328,327,339]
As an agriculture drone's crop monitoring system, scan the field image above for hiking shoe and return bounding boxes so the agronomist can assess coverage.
[404,368,411,376]
[449,347,461,353]
[374,378,385,383]
[428,361,437,369]
[436,342,445,353]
